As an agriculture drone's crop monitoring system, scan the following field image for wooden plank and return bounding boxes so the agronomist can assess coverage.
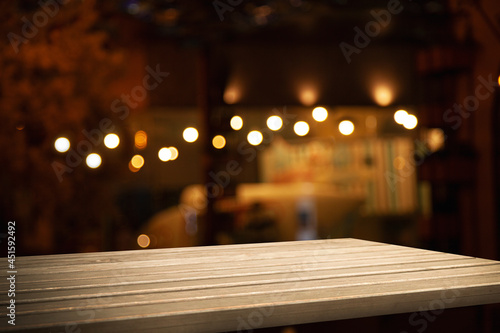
[14,238,378,266]
[3,273,500,332]
[11,256,484,293]
[1,238,500,332]
[13,239,385,270]
[6,246,433,279]
[9,259,499,314]
[9,262,500,305]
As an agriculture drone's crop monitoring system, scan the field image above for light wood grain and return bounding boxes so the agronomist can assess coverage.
[1,238,500,332]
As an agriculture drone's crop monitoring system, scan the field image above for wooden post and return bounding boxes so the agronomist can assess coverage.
[197,44,216,245]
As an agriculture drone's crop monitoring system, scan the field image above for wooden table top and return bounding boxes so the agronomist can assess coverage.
[1,238,500,332]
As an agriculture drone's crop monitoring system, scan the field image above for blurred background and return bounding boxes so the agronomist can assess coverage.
[0,0,499,262]
[1,0,500,332]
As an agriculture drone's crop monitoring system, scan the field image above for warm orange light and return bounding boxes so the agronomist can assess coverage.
[294,121,310,136]
[129,161,140,173]
[158,147,172,162]
[299,84,318,106]
[373,85,393,106]
[224,87,240,104]
[266,115,283,131]
[168,147,178,160]
[394,110,408,124]
[247,130,263,146]
[312,107,328,122]
[54,137,70,153]
[403,114,418,130]
[230,116,243,131]
[224,80,242,105]
[298,88,317,106]
[135,131,147,149]
[137,234,150,248]
[338,120,354,135]
[104,133,120,149]
[183,127,198,143]
[131,154,145,169]
[86,153,102,169]
[212,135,226,149]
[427,128,445,152]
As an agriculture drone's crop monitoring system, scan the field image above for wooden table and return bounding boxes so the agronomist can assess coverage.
[1,238,500,332]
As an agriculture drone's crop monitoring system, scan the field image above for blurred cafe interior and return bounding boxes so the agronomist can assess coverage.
[1,0,499,264]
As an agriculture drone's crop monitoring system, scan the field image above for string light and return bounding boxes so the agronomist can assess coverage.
[86,153,102,169]
[394,110,408,125]
[247,130,263,145]
[230,116,243,131]
[338,120,354,135]
[135,130,147,149]
[158,147,172,162]
[294,121,310,136]
[168,147,178,160]
[54,137,70,153]
[266,115,283,131]
[104,133,120,149]
[212,135,226,149]
[130,155,145,169]
[183,127,199,143]
[137,234,150,248]
[312,107,328,122]
[403,114,418,130]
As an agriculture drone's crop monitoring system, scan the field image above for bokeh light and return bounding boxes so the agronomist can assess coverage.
[135,130,147,149]
[212,135,226,149]
[129,161,140,173]
[247,130,263,146]
[312,107,328,122]
[373,85,393,106]
[131,154,144,169]
[183,127,199,143]
[266,115,283,131]
[54,137,70,153]
[168,147,178,160]
[394,110,408,125]
[338,120,355,135]
[137,234,150,248]
[294,121,310,136]
[230,116,243,131]
[158,147,172,162]
[298,87,317,106]
[403,114,418,130]
[86,153,102,169]
[427,128,445,152]
[104,133,120,149]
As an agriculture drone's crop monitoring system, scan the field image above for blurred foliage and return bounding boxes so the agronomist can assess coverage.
[0,0,129,254]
